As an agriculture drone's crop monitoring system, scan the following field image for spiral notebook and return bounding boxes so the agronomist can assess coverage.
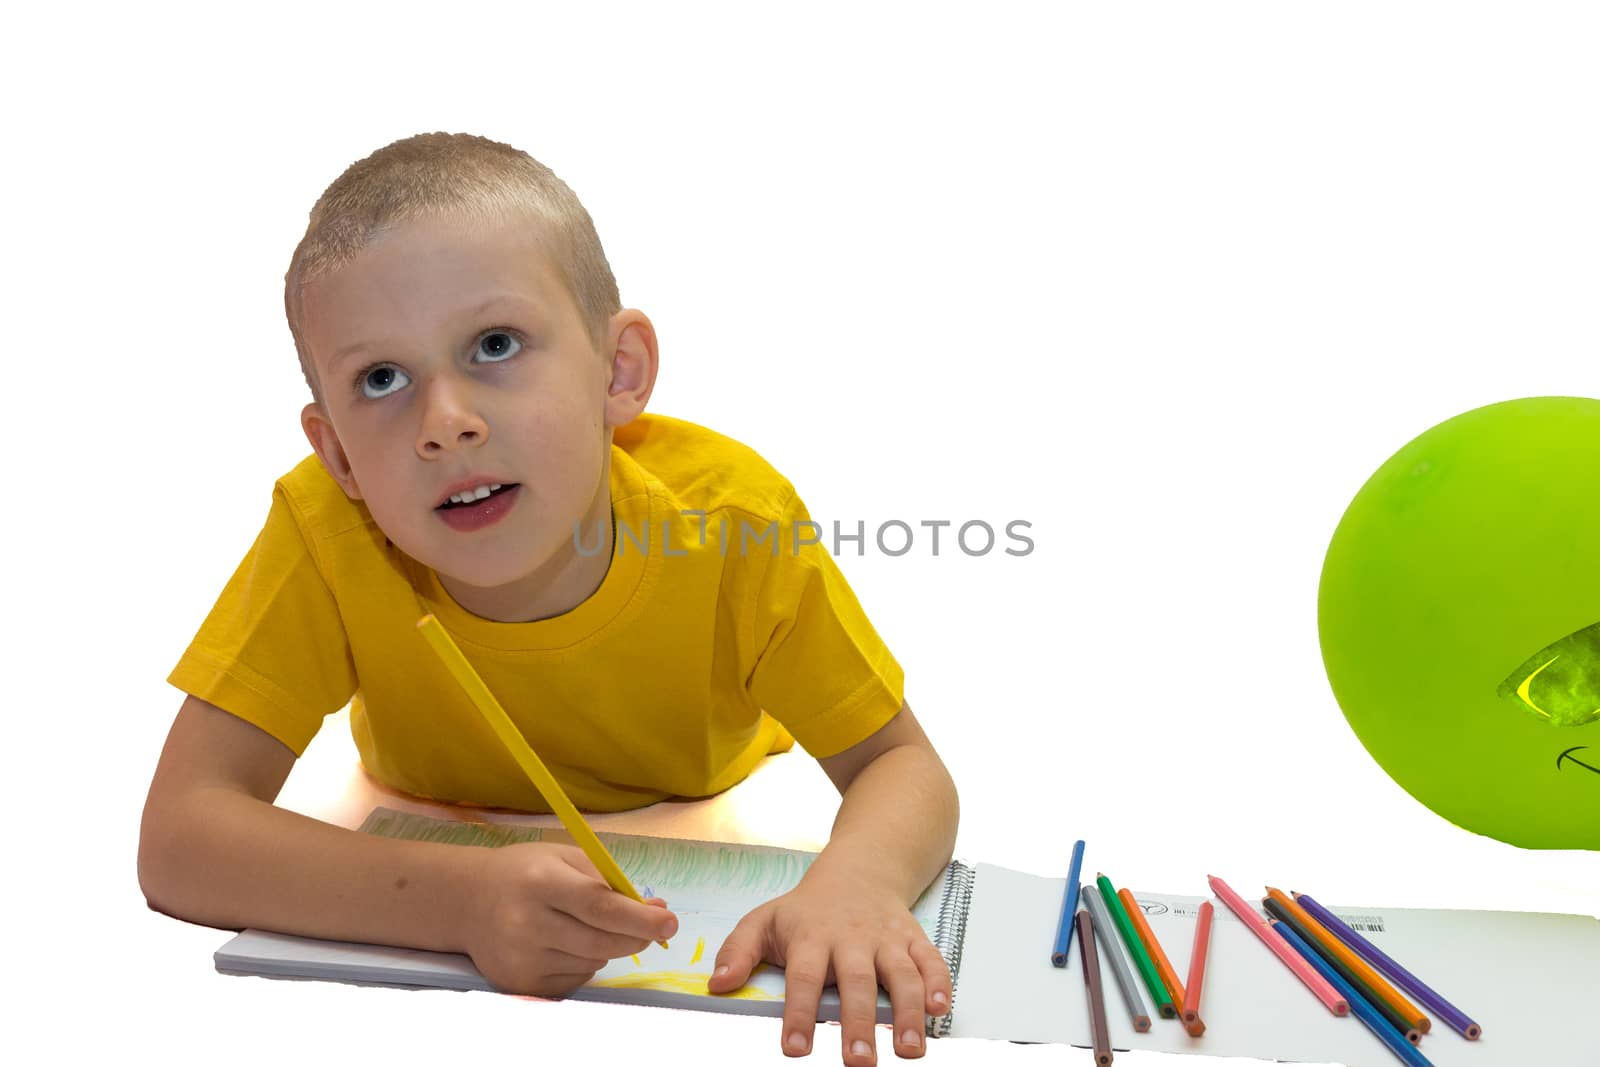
[215,808,1600,1066]
[215,807,977,1034]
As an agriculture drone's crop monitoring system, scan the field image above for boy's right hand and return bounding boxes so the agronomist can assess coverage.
[461,841,679,997]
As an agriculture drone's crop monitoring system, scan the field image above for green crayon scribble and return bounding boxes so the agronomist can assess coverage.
[359,809,818,897]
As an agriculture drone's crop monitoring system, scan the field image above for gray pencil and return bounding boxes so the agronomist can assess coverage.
[1082,883,1152,1032]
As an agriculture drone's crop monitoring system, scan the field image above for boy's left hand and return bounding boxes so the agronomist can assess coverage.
[706,866,951,1063]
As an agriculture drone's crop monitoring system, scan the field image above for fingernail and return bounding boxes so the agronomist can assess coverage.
[663,918,678,938]
[932,991,948,1010]
[714,964,729,978]
[787,1031,809,1053]
[901,1029,922,1048]
[851,1039,872,1058]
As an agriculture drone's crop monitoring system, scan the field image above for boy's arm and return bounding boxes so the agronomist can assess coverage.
[138,696,677,991]
[806,699,959,904]
[138,694,480,951]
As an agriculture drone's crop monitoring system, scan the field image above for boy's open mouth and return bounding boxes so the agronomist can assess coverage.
[436,483,521,510]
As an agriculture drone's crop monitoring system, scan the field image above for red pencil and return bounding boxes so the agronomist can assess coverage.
[1181,901,1213,1037]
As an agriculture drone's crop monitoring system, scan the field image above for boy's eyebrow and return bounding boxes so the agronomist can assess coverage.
[327,293,543,372]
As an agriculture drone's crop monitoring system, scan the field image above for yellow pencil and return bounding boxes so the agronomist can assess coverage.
[416,614,667,947]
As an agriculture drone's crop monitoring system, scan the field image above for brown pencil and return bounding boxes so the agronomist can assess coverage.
[1119,888,1186,1009]
[1077,909,1113,1066]
[1181,901,1213,1037]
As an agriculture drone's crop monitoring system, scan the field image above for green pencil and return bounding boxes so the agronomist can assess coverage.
[1097,872,1176,1018]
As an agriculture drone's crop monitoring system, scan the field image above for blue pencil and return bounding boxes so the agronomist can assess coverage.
[1050,839,1087,966]
[1273,920,1434,1067]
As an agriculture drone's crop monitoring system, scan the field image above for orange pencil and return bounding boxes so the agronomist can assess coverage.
[1181,901,1213,1038]
[1265,888,1429,1034]
[1118,888,1186,1010]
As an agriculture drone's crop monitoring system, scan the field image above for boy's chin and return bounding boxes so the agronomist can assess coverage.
[428,541,572,593]
[430,555,538,591]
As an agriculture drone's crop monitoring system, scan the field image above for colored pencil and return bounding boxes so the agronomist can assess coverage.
[1082,883,1152,1032]
[1267,888,1429,1035]
[1181,901,1213,1037]
[1119,888,1187,1010]
[1273,920,1435,1067]
[1098,873,1176,1018]
[1207,875,1347,1015]
[1294,891,1481,1041]
[1262,897,1421,1045]
[1051,840,1087,966]
[416,614,667,947]
[1077,909,1114,1065]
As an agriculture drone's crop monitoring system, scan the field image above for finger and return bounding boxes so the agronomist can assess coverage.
[779,942,829,1058]
[707,905,770,994]
[834,949,883,1066]
[555,874,680,944]
[876,945,928,1059]
[544,906,660,961]
[540,946,611,975]
[484,949,606,997]
[531,969,607,998]
[907,939,952,1019]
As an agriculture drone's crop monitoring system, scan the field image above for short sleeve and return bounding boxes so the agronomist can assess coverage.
[745,489,905,758]
[166,484,357,755]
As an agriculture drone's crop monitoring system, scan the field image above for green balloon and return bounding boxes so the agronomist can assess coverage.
[1319,396,1600,849]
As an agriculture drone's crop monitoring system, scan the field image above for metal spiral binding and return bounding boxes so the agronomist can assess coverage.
[926,860,976,1038]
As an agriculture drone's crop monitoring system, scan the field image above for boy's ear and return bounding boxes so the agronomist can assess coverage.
[300,402,364,501]
[603,309,659,429]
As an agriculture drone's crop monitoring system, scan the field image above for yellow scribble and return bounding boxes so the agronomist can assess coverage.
[630,955,641,966]
[591,967,780,1001]
[690,937,705,965]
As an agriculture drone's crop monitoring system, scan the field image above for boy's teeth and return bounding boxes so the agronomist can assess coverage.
[448,483,502,505]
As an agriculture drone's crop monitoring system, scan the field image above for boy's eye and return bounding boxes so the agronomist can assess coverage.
[475,330,522,363]
[353,331,522,400]
[359,364,411,400]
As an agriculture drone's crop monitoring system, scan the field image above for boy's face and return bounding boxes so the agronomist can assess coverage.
[297,211,654,620]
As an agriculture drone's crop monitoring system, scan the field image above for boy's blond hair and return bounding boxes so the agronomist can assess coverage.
[284,132,621,402]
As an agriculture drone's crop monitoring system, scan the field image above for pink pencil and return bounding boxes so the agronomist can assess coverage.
[1207,875,1348,1016]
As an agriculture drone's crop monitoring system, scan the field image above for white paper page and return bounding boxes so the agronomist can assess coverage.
[948,863,1600,1066]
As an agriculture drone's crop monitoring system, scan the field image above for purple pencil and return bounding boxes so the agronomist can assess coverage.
[1293,891,1481,1040]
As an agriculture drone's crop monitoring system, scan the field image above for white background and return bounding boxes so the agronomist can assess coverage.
[5,2,1598,1064]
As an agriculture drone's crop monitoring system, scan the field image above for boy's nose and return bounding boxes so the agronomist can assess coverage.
[417,382,489,455]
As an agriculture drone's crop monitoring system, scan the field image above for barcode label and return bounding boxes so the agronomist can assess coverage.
[1340,916,1386,933]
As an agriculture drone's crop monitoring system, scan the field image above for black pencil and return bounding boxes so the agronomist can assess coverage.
[1262,897,1422,1045]
[1077,908,1113,1066]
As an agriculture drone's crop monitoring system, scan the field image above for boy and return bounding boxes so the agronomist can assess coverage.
[139,133,960,1066]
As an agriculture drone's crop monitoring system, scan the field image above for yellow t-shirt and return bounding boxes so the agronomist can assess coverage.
[168,413,905,812]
